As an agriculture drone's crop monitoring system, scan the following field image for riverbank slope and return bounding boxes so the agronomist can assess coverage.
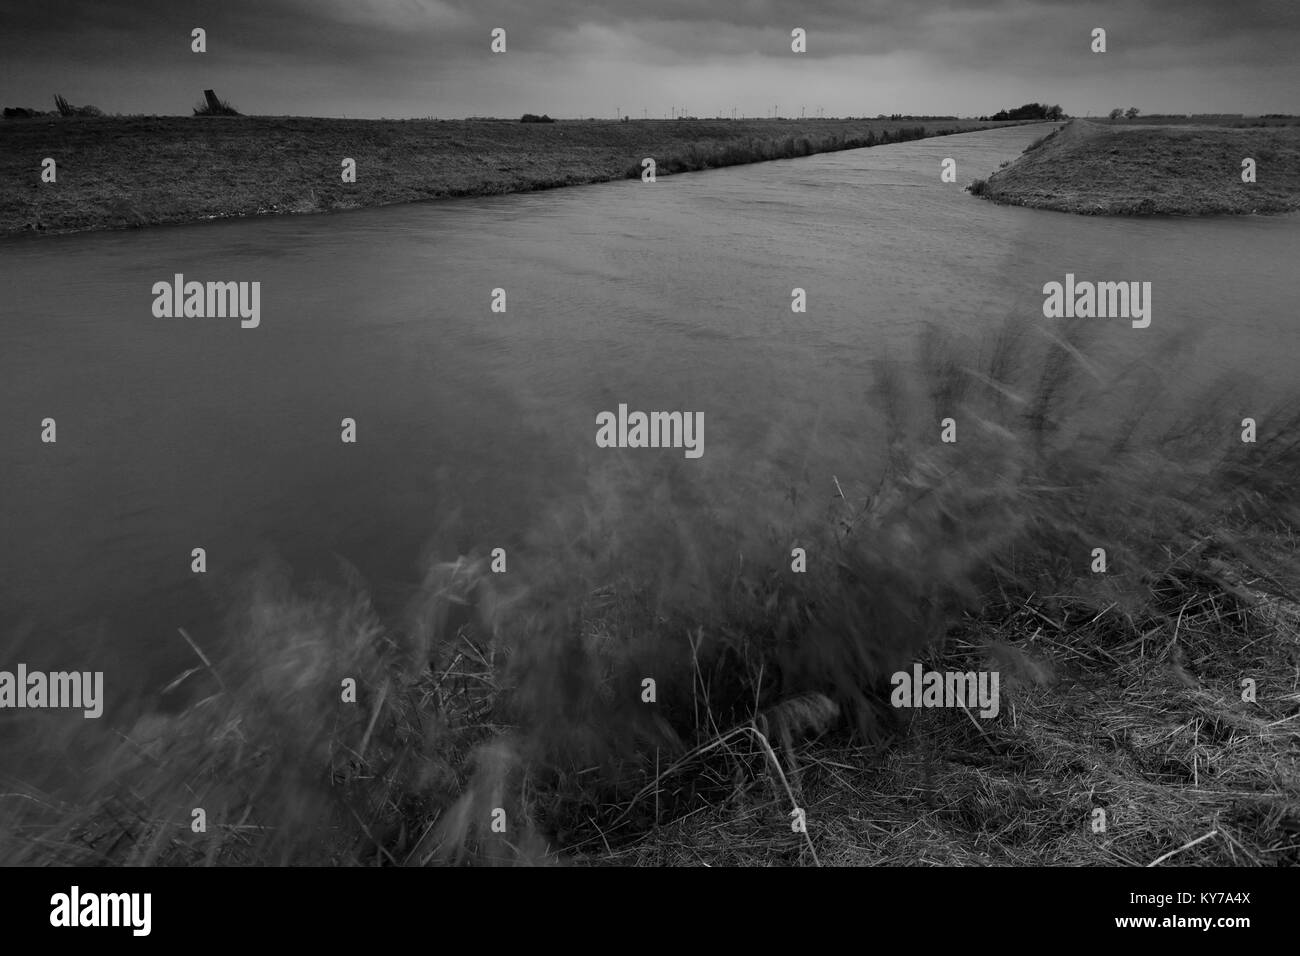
[0,116,1013,236]
[973,118,1300,215]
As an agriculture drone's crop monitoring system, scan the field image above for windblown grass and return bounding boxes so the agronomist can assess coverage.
[2,316,1296,866]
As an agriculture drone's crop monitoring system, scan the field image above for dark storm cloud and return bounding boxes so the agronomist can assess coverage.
[1,0,1296,116]
[421,0,1299,63]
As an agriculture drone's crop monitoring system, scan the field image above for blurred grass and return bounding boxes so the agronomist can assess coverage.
[1,314,1297,866]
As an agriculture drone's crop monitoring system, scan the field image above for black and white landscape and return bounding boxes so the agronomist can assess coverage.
[1,0,1297,896]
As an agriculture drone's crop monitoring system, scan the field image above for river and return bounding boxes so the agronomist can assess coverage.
[2,123,1297,706]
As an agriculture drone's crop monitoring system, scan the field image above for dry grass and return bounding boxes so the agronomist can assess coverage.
[0,116,1013,236]
[595,569,1300,866]
[975,118,1300,215]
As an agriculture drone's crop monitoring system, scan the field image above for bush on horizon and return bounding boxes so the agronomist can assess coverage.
[194,96,241,117]
[53,94,102,117]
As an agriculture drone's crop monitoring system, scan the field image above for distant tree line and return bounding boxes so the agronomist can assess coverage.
[980,103,1065,121]
[520,113,556,123]
[1108,107,1142,120]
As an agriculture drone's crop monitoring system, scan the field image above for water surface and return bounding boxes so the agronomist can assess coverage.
[2,123,1297,700]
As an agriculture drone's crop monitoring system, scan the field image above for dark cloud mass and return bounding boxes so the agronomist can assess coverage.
[0,0,1295,118]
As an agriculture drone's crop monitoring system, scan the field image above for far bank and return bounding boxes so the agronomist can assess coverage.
[1,115,1019,237]
[971,118,1300,216]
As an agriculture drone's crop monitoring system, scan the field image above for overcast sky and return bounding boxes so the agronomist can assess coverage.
[1,0,1296,119]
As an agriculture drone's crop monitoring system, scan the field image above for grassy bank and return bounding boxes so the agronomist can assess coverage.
[600,570,1300,865]
[0,116,1011,236]
[972,119,1300,215]
[2,316,1297,866]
